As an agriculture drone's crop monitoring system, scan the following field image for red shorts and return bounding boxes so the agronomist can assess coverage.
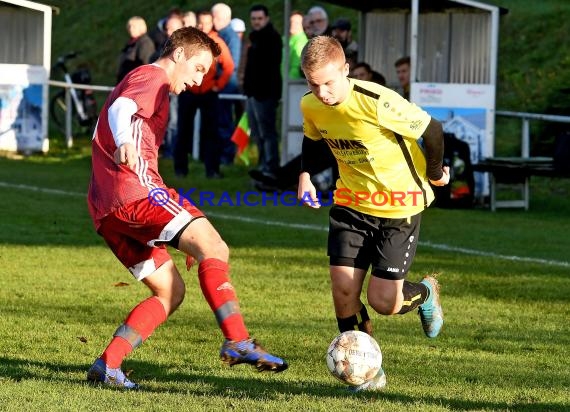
[98,188,204,280]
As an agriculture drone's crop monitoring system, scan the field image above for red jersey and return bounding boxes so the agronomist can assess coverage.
[88,64,170,228]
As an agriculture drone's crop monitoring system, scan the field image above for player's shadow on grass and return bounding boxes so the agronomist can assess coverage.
[125,360,568,411]
[0,357,564,411]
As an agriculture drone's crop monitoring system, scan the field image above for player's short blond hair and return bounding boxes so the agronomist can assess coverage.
[301,36,346,75]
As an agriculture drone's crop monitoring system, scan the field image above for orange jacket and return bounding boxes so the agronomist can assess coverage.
[190,30,234,94]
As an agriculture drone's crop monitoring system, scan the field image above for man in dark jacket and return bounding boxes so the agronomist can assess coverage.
[243,4,282,179]
[117,16,156,83]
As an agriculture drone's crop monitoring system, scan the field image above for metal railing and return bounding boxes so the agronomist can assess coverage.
[48,80,114,147]
[48,80,247,148]
[495,110,570,157]
[49,79,570,159]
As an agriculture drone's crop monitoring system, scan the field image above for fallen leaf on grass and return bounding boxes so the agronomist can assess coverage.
[114,282,130,287]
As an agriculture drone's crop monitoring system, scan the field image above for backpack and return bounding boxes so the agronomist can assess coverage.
[431,133,475,208]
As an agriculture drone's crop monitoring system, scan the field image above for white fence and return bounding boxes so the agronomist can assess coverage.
[48,79,246,151]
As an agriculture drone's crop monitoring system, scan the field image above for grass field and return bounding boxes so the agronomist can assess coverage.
[0,140,569,411]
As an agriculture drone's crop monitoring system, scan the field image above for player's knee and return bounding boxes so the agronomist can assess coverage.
[207,238,229,261]
[368,295,400,315]
[332,285,360,303]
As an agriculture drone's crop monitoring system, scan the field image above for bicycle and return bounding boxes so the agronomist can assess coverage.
[50,51,98,135]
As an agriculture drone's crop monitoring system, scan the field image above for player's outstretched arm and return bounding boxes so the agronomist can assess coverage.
[108,96,138,170]
[298,136,325,208]
[422,118,447,184]
[298,172,320,208]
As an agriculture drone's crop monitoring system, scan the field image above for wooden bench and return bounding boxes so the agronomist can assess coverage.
[473,157,569,211]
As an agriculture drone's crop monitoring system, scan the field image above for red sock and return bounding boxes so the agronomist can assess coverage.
[101,296,167,368]
[198,258,249,341]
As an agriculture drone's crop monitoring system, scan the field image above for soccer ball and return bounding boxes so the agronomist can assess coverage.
[326,330,382,386]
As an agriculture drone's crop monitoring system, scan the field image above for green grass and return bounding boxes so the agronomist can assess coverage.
[0,140,569,411]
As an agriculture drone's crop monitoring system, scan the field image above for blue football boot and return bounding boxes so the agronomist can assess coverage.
[418,276,444,338]
[220,338,288,372]
[86,358,139,389]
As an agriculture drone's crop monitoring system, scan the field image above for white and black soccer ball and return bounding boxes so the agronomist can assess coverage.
[326,330,382,386]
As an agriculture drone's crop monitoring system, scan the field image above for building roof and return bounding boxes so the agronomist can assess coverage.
[0,0,59,15]
[322,0,507,14]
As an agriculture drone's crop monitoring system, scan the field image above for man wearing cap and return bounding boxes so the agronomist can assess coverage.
[231,17,247,120]
[331,18,358,70]
[212,3,242,165]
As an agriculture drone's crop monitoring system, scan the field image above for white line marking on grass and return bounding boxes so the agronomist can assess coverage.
[2,181,569,268]
[0,181,86,197]
[419,241,570,268]
[207,211,328,232]
[206,212,570,268]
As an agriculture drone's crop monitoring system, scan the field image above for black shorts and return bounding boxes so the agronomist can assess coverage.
[327,205,421,280]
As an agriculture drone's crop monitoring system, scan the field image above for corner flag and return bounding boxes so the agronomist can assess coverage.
[230,113,250,165]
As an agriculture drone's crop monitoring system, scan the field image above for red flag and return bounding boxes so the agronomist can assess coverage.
[231,113,250,165]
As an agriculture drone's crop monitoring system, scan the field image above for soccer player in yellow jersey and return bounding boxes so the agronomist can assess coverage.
[298,36,450,392]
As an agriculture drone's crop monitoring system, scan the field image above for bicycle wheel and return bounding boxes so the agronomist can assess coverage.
[50,91,83,136]
[50,92,67,134]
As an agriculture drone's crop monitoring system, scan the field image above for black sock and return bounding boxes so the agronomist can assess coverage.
[336,304,373,335]
[397,280,429,314]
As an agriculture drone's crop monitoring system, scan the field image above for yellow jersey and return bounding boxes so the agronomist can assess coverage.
[301,78,435,218]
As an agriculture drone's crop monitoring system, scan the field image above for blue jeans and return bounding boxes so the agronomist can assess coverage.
[218,81,239,165]
[246,97,280,175]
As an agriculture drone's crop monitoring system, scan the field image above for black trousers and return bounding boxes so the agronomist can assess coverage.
[175,90,221,177]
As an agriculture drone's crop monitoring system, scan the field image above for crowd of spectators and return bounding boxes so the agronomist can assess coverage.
[116,4,405,185]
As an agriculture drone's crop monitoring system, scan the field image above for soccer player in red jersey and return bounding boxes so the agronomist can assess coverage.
[86,27,287,389]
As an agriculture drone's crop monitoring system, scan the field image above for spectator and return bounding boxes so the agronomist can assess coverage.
[232,18,248,88]
[307,6,332,37]
[243,4,282,180]
[350,62,386,85]
[286,10,308,80]
[175,10,234,179]
[231,17,246,37]
[302,14,313,38]
[155,13,184,159]
[116,16,156,84]
[231,17,248,120]
[395,56,411,99]
[183,10,196,28]
[331,18,358,71]
[212,2,241,165]
[148,7,183,54]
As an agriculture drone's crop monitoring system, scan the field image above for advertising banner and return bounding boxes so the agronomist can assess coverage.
[0,64,48,153]
[411,83,495,196]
